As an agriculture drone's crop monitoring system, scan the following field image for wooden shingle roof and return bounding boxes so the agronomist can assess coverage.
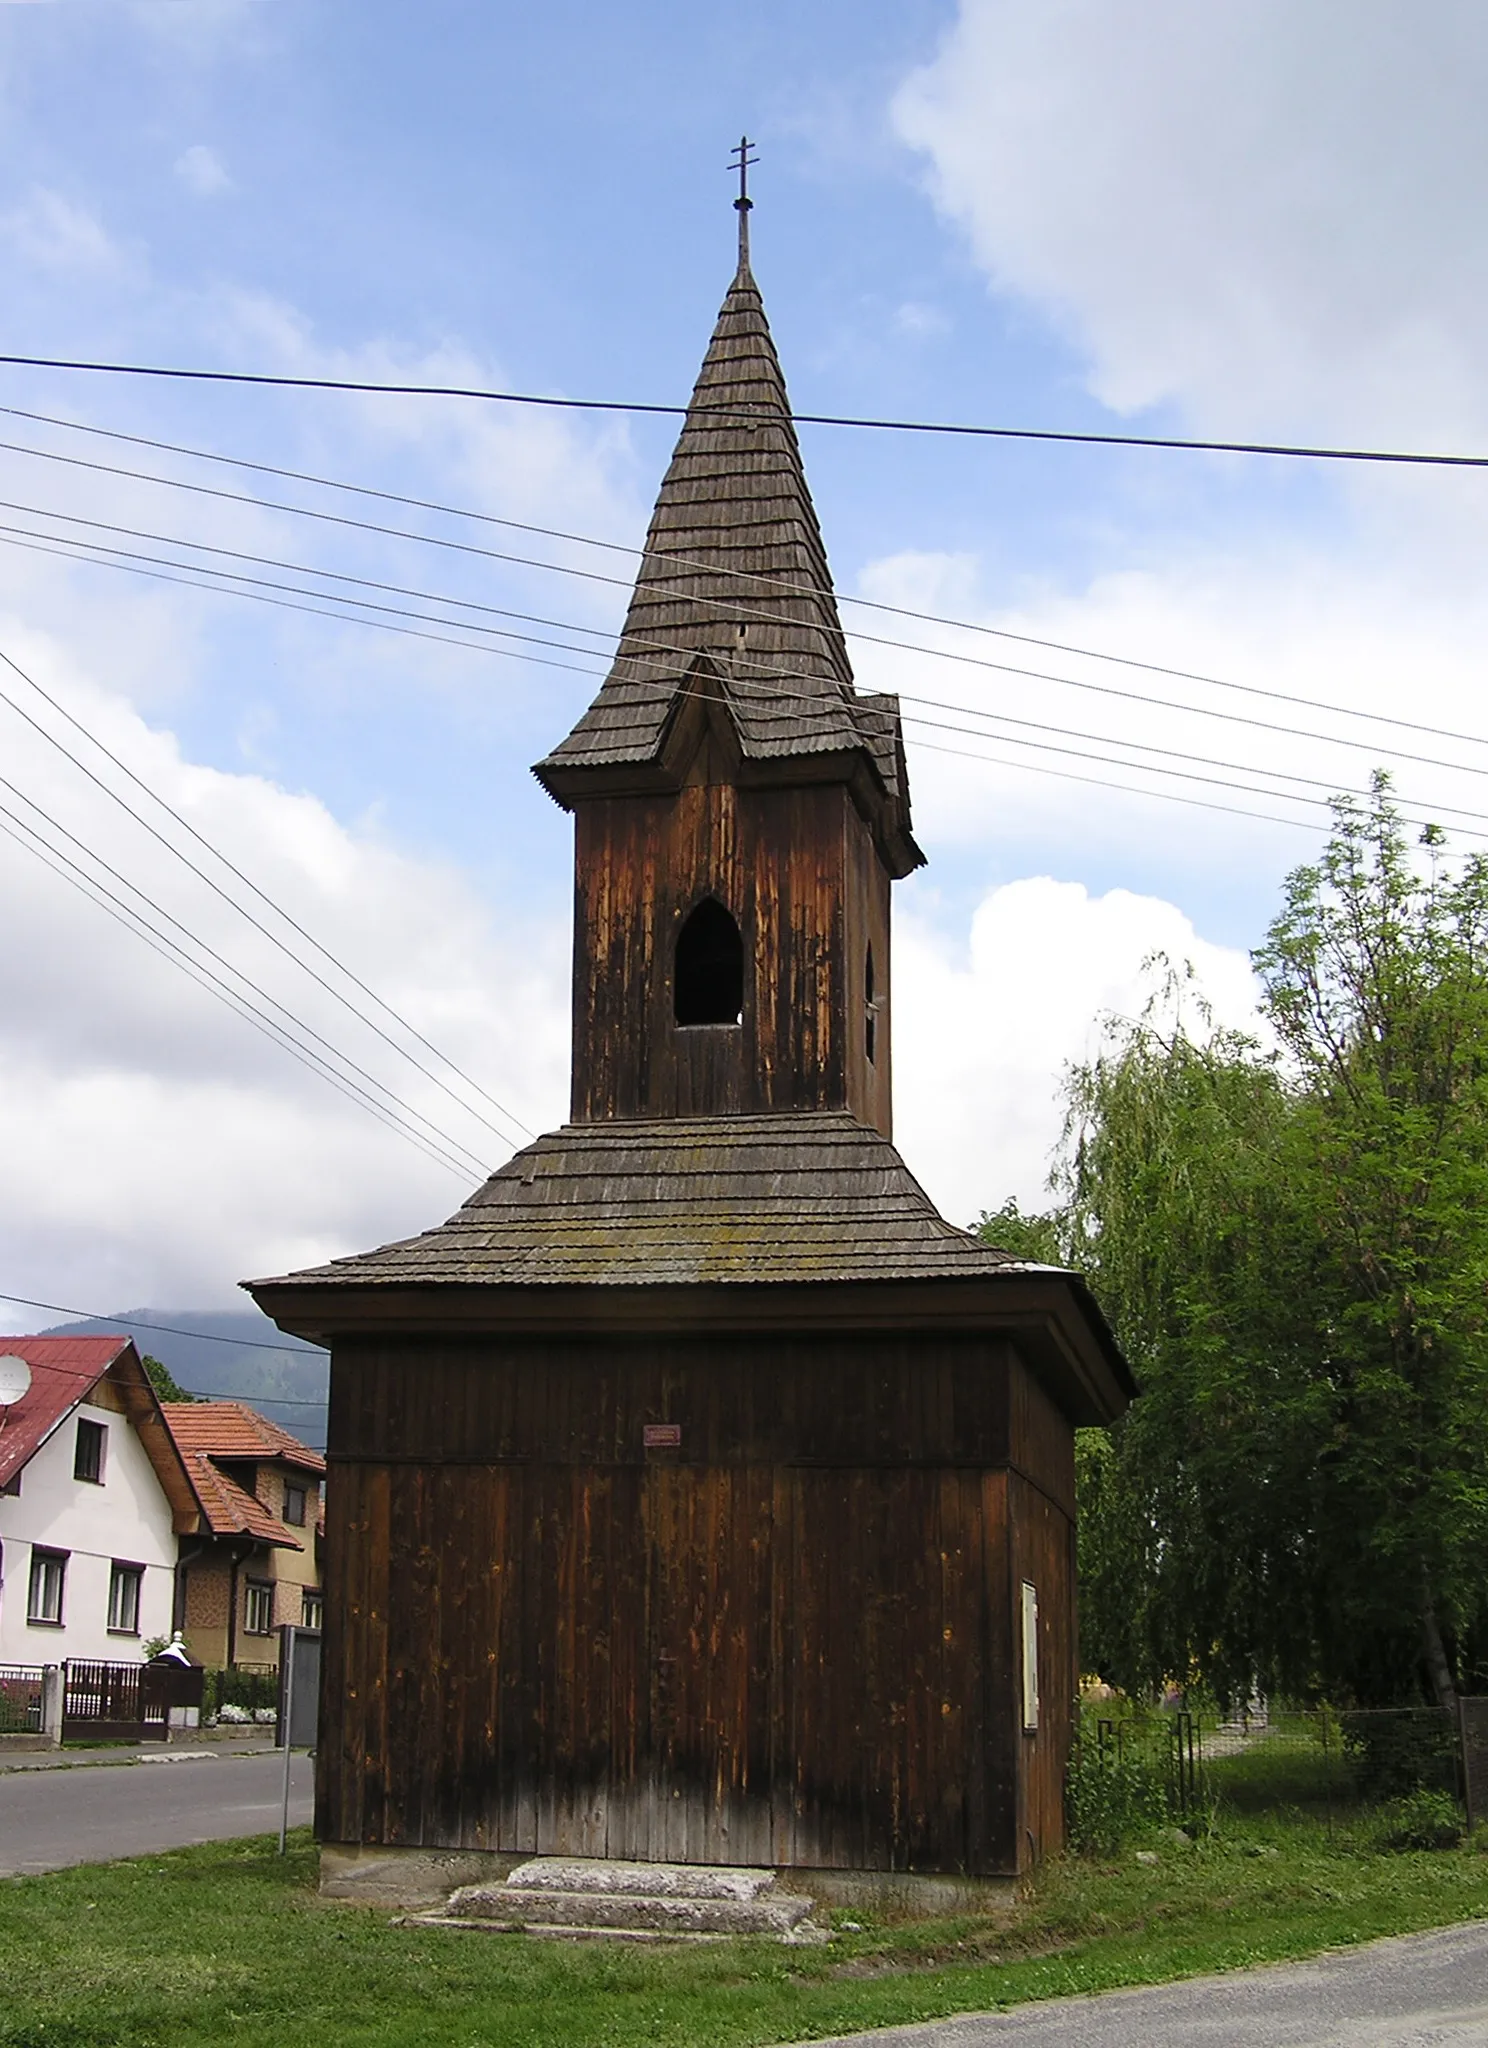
[249,1113,1028,1292]
[534,263,921,873]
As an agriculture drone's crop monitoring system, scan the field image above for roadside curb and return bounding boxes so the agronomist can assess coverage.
[0,1740,277,1775]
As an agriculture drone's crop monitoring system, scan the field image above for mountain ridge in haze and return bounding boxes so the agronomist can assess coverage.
[39,1307,328,1450]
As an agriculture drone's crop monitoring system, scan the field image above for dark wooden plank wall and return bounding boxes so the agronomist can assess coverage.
[570,779,891,1134]
[317,1333,1040,1872]
[1007,1474,1077,1866]
[1004,1355,1078,1862]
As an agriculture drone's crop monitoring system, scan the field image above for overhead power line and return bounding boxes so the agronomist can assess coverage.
[5,403,1488,759]
[0,1291,327,1356]
[7,498,1488,841]
[0,783,489,1179]
[7,517,1484,848]
[17,483,1484,790]
[0,640,532,1152]
[5,353,1488,471]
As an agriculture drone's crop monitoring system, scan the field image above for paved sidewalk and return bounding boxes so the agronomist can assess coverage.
[794,1920,1488,2048]
[0,1730,275,1772]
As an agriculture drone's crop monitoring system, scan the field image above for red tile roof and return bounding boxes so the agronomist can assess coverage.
[178,1449,303,1547]
[159,1402,322,1547]
[0,1336,133,1491]
[159,1402,325,1475]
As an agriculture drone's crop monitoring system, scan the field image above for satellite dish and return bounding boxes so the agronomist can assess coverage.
[0,1354,33,1407]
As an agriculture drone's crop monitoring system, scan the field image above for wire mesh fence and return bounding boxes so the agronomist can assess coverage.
[1070,1699,1482,1854]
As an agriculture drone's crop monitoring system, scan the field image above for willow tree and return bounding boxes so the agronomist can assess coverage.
[1009,780,1488,1707]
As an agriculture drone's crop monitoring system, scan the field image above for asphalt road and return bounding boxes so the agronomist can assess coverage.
[801,1919,1488,2048]
[0,1749,314,1875]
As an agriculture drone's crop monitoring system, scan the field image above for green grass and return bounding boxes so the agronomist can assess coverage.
[2,1821,1486,2048]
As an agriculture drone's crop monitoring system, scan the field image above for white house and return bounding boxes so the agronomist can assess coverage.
[0,1337,198,1667]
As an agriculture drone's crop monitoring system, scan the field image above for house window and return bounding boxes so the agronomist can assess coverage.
[108,1562,143,1635]
[301,1588,323,1630]
[27,1548,67,1626]
[74,1418,107,1484]
[1021,1579,1040,1733]
[674,898,743,1026]
[244,1580,275,1635]
[283,1482,306,1527]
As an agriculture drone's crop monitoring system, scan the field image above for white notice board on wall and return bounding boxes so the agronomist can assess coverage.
[1020,1580,1039,1733]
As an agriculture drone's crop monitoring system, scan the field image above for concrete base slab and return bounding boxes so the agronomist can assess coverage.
[802,1869,1018,1920]
[320,1843,522,1909]
[321,1844,1017,1921]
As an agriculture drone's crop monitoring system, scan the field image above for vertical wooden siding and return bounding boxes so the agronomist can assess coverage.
[317,1335,1046,1872]
[570,779,891,1134]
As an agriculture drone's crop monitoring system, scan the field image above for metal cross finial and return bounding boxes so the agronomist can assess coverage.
[729,134,759,268]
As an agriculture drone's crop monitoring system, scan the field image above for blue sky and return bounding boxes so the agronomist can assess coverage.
[3,0,1487,1314]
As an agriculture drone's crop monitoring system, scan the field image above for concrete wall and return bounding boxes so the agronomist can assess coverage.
[0,1396,178,1665]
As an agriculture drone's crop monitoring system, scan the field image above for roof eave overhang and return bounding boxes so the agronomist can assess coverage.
[531,747,922,880]
[249,1272,1133,1428]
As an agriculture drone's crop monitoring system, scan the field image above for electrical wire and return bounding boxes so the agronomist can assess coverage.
[4,519,1476,847]
[0,520,1395,831]
[0,1292,324,1355]
[0,783,489,1180]
[6,351,1488,471]
[0,639,532,1151]
[7,502,1488,838]
[5,407,1487,758]
[0,809,473,1188]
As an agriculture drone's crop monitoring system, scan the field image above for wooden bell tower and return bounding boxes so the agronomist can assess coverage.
[534,260,921,1137]
[249,198,1134,1900]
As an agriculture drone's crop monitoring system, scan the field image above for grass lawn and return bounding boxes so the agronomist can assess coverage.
[2,1819,1486,2048]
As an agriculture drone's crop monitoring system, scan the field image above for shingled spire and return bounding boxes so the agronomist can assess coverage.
[535,252,921,878]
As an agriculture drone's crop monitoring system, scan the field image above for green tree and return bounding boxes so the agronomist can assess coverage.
[1058,1010,1322,1703]
[1005,780,1488,1707]
[1253,776,1488,1707]
[974,1197,1068,1266]
[141,1353,196,1404]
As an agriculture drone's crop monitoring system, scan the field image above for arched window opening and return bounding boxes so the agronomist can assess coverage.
[864,943,877,1065]
[675,897,744,1026]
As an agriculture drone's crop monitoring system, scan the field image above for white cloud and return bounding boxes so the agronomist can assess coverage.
[894,1,1488,442]
[1,189,127,276]
[0,624,570,1320]
[893,301,948,340]
[845,537,1488,897]
[894,876,1260,1226]
[173,144,232,197]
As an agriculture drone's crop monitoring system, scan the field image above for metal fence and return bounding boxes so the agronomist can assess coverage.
[1075,1699,1486,1842]
[0,1665,45,1734]
[61,1659,169,1742]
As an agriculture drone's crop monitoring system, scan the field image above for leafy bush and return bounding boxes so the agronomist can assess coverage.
[1066,1743,1169,1855]
[202,1668,279,1723]
[1340,1711,1457,1801]
[1376,1787,1464,1851]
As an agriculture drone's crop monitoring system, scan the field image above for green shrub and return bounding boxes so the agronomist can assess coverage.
[1377,1787,1465,1851]
[1341,1711,1457,1802]
[1066,1743,1169,1855]
[202,1667,278,1721]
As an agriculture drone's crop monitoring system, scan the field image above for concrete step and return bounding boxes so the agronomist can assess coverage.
[444,1881,816,1937]
[429,1858,826,1941]
[503,1856,777,1902]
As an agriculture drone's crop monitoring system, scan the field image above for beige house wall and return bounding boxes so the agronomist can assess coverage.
[179,1461,322,1672]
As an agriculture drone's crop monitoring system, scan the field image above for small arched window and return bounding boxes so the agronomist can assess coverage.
[864,943,877,1065]
[675,897,744,1026]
